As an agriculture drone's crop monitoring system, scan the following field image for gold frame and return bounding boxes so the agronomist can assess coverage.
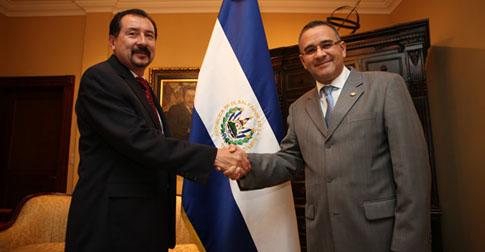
[149,67,199,111]
[149,68,200,195]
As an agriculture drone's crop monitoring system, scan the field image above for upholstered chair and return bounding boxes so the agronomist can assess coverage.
[0,193,200,252]
[0,193,70,252]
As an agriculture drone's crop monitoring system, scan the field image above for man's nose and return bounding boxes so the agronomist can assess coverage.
[136,34,147,45]
[314,46,328,58]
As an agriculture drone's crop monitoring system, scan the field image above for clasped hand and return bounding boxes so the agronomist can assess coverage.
[214,145,250,180]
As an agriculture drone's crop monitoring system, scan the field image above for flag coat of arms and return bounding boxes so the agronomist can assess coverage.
[182,0,301,251]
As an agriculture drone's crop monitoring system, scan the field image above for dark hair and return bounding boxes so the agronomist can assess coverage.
[109,9,157,38]
[298,20,340,43]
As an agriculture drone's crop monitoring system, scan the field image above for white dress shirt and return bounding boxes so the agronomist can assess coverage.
[316,66,351,117]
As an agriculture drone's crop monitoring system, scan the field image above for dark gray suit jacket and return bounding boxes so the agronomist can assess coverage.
[239,70,431,252]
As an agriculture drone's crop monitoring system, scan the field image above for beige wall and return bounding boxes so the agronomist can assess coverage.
[80,13,112,71]
[392,0,485,49]
[151,13,216,68]
[0,12,391,77]
[392,0,485,251]
[150,13,391,69]
[427,46,485,252]
[0,16,85,76]
[262,13,392,48]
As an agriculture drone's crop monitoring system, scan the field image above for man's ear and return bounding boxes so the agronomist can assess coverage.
[109,35,116,51]
[340,41,347,58]
[299,54,308,70]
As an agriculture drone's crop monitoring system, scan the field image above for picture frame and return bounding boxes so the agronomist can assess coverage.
[149,67,199,141]
[149,68,200,195]
[361,53,407,77]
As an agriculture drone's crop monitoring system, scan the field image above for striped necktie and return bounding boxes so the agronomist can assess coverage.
[323,85,335,126]
[136,77,163,130]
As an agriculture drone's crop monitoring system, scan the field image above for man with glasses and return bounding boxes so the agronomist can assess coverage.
[235,20,431,252]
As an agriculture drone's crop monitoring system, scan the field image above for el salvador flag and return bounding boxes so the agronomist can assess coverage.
[182,0,300,251]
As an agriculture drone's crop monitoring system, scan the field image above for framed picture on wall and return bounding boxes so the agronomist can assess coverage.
[361,53,408,77]
[149,68,199,195]
[149,68,199,141]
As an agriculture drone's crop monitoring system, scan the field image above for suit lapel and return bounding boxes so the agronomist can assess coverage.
[327,70,364,138]
[130,78,163,130]
[151,88,171,135]
[305,87,328,138]
[107,55,162,130]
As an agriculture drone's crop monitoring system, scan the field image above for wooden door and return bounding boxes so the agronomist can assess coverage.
[0,76,74,220]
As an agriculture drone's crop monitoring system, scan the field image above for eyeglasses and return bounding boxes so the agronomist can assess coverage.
[301,40,342,56]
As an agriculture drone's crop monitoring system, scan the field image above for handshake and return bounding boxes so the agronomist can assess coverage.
[214,145,251,180]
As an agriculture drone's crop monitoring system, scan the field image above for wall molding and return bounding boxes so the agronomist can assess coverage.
[0,0,402,17]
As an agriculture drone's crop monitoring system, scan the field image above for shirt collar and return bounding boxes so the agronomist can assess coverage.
[130,70,141,79]
[316,66,350,94]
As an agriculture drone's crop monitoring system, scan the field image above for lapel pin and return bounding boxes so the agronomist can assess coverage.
[350,92,357,97]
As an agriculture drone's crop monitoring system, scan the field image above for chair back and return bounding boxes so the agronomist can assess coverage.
[0,193,71,251]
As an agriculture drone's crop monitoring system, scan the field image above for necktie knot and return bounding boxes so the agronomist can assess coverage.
[323,85,334,97]
[136,77,149,91]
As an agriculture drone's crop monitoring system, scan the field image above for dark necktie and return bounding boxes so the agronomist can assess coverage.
[136,77,161,128]
[323,85,336,126]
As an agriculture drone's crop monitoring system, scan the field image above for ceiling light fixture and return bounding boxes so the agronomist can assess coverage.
[326,0,362,34]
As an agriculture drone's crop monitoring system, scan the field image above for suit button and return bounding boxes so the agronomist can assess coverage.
[326,177,334,183]
[326,143,332,149]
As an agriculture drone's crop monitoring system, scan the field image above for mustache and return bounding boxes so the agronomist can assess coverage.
[132,46,151,57]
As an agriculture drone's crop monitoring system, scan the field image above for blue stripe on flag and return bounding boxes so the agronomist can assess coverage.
[188,110,214,145]
[183,0,292,251]
[219,0,284,141]
[184,110,257,252]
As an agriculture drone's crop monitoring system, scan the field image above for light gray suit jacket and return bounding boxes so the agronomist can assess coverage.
[238,70,431,252]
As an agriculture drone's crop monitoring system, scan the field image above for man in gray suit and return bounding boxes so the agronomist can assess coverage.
[234,20,431,252]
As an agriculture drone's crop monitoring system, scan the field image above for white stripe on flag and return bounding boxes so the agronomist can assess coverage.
[196,21,279,153]
[195,20,300,252]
